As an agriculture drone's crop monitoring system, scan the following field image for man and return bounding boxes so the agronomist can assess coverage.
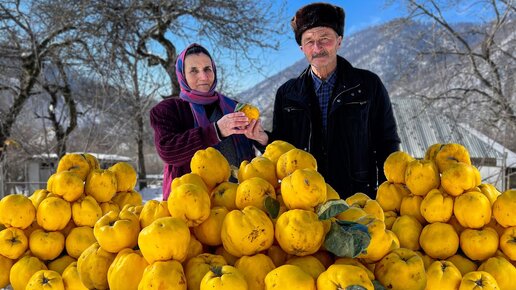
[270,3,400,199]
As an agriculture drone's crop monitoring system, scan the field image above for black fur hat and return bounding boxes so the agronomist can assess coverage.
[291,2,345,45]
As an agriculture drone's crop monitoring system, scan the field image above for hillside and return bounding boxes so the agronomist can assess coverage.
[236,18,515,152]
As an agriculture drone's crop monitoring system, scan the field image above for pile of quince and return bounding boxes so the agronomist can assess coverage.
[0,142,514,290]
[372,143,516,289]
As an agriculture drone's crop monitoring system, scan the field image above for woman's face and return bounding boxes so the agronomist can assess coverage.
[184,53,215,93]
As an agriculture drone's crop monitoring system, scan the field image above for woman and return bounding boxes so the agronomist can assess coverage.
[150,43,268,200]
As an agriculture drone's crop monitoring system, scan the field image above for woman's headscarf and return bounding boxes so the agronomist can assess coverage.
[175,43,253,161]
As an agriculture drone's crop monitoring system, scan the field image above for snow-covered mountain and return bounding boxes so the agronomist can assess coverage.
[236,19,491,131]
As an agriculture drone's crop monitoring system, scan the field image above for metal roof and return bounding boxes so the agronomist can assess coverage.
[392,97,507,164]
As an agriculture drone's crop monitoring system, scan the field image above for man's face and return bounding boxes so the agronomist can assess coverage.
[300,27,342,70]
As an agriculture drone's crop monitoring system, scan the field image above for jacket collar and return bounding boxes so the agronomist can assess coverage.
[287,55,360,103]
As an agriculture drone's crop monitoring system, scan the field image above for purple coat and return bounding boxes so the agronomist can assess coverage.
[150,97,222,200]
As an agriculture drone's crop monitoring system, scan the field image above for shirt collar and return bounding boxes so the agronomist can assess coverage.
[310,69,337,92]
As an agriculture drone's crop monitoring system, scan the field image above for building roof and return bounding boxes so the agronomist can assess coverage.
[392,97,513,167]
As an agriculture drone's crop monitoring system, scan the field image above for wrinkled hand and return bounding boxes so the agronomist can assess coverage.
[216,112,249,137]
[244,119,268,146]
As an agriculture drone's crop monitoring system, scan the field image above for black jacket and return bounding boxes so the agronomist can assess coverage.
[271,56,400,198]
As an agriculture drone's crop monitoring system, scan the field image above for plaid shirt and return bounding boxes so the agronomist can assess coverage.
[311,69,337,132]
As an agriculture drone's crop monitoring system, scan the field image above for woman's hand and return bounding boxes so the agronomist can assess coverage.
[244,119,269,145]
[216,112,249,137]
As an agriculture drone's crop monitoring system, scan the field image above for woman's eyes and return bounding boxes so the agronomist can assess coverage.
[190,67,212,74]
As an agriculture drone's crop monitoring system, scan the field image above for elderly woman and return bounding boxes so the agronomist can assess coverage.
[150,43,268,200]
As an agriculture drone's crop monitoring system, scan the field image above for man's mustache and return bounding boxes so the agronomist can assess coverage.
[312,51,329,58]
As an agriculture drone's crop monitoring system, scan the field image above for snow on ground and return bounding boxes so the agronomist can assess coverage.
[139,185,163,202]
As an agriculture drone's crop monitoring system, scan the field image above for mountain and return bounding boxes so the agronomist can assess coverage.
[236,19,438,129]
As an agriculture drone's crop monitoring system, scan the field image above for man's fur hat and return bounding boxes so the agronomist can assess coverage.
[291,2,345,45]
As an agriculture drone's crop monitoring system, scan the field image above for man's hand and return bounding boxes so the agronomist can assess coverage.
[244,119,268,145]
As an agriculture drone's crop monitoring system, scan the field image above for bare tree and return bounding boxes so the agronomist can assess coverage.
[38,58,78,158]
[93,0,286,97]
[0,0,93,160]
[397,0,516,150]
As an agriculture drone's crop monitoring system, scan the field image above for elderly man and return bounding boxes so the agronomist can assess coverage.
[270,3,400,199]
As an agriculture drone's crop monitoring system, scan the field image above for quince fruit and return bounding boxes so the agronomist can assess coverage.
[478,256,516,290]
[434,143,471,173]
[190,147,230,190]
[446,254,478,276]
[210,182,238,210]
[108,161,137,192]
[138,260,187,290]
[193,206,228,246]
[499,227,516,261]
[391,215,422,251]
[318,264,373,290]
[265,264,316,290]
[459,271,499,290]
[25,270,64,290]
[77,242,116,290]
[237,103,260,120]
[405,159,440,196]
[0,254,13,288]
[94,209,140,253]
[478,183,501,205]
[57,153,91,181]
[62,262,88,290]
[454,190,491,229]
[425,260,462,290]
[235,254,276,290]
[9,255,48,290]
[281,168,326,210]
[107,248,148,290]
[0,227,28,259]
[383,151,415,184]
[286,256,325,279]
[420,188,454,223]
[185,253,227,290]
[36,196,71,231]
[65,226,96,259]
[85,169,117,202]
[221,206,274,257]
[139,200,170,229]
[460,227,498,261]
[29,229,65,261]
[0,193,36,229]
[441,163,481,196]
[138,217,190,263]
[375,181,410,212]
[493,189,516,227]
[111,189,143,209]
[262,140,296,167]
[48,171,84,202]
[374,248,426,290]
[238,156,279,188]
[235,177,276,211]
[420,222,459,259]
[276,148,317,180]
[275,209,325,256]
[168,183,211,227]
[200,265,248,290]
[71,195,102,227]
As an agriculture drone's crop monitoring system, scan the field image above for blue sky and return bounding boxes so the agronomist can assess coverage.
[232,0,493,92]
[249,0,405,90]
[166,1,494,93]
